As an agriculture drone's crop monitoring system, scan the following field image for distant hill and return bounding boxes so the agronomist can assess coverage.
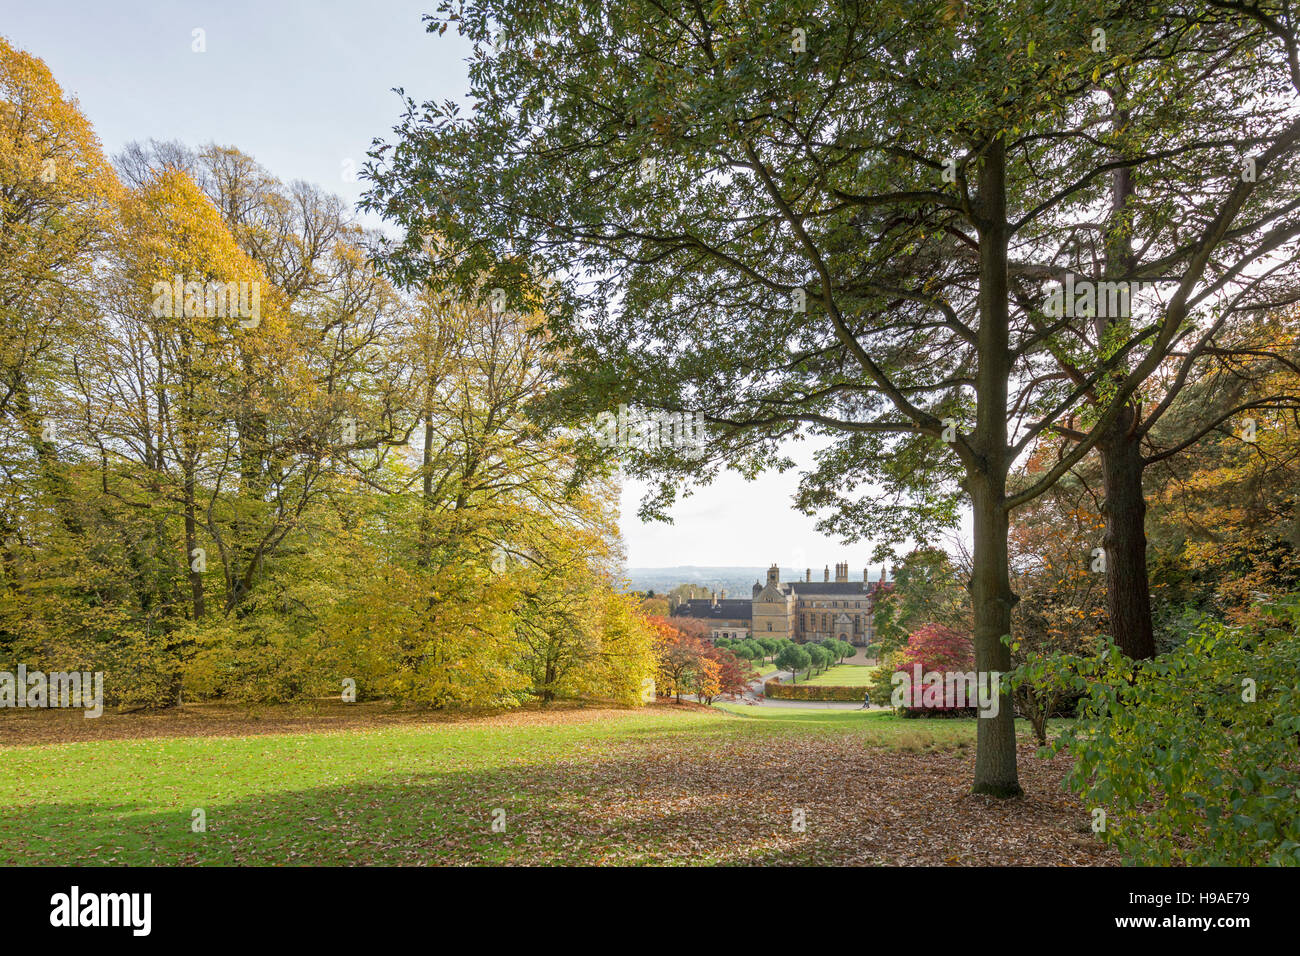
[626,564,891,597]
[625,566,790,597]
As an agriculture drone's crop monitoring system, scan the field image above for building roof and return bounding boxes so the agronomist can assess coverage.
[788,581,889,596]
[672,599,753,621]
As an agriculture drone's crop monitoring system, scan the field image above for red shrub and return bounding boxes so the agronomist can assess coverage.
[892,623,975,712]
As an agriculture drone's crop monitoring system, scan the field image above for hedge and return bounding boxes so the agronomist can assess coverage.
[763,680,866,702]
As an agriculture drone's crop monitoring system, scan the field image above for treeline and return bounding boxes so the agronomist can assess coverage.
[0,38,656,708]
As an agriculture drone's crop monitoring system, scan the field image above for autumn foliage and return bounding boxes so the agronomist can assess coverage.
[0,39,657,711]
[649,616,754,703]
[892,624,975,714]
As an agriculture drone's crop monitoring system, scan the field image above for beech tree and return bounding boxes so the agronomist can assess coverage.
[1,39,653,710]
[0,35,118,545]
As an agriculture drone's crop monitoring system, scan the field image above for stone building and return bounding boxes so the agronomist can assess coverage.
[671,562,892,646]
[668,589,752,642]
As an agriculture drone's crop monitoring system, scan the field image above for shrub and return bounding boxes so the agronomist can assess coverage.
[763,680,862,702]
[1041,596,1300,865]
[868,653,899,707]
[892,623,974,714]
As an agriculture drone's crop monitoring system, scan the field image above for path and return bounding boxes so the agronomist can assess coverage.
[723,662,888,710]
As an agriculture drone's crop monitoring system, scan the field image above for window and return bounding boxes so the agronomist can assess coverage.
[767,622,772,631]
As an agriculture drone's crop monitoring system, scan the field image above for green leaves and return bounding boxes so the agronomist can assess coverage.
[1032,596,1300,865]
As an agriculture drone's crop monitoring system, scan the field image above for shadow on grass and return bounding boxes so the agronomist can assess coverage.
[0,733,1102,867]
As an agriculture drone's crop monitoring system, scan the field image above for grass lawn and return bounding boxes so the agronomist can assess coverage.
[799,663,875,686]
[0,703,1100,866]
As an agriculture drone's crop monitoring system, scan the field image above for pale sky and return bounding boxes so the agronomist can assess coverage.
[4,0,900,568]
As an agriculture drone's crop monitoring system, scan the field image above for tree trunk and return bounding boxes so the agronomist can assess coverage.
[183,472,205,620]
[1098,408,1156,659]
[970,134,1023,798]
[969,475,1023,797]
[1095,89,1154,661]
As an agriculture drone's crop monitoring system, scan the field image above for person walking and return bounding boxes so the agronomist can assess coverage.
[860,689,871,710]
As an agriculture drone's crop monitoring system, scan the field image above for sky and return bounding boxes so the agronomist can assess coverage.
[3,0,899,569]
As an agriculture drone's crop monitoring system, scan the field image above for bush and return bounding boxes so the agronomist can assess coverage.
[764,680,863,702]
[1040,596,1300,865]
[892,623,974,714]
[868,655,898,707]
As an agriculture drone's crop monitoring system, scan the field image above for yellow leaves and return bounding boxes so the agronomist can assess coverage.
[1,37,120,324]
[697,655,722,702]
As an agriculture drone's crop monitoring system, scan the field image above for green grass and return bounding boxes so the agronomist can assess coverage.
[0,706,1065,865]
[800,663,875,686]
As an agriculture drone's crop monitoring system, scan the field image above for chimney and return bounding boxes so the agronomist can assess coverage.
[824,565,830,582]
[720,589,727,601]
[863,567,869,583]
[805,568,811,583]
[711,590,717,606]
[836,562,847,583]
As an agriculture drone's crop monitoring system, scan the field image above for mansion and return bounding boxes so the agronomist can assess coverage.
[670,562,892,646]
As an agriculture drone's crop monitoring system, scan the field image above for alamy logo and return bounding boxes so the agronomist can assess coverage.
[50,886,151,936]
[0,665,103,718]
[1044,273,1155,319]
[595,404,706,456]
[891,666,1002,717]
[151,274,261,328]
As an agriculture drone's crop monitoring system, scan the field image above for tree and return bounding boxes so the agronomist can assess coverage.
[0,38,661,714]
[652,616,706,702]
[0,36,118,444]
[1046,599,1300,865]
[693,655,723,704]
[775,643,810,684]
[872,548,970,656]
[0,37,121,674]
[1005,471,1105,742]
[1144,314,1300,625]
[703,644,755,698]
[807,643,829,674]
[639,593,670,617]
[364,1,1300,794]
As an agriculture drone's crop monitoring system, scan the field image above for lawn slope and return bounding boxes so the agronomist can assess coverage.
[0,704,1107,866]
